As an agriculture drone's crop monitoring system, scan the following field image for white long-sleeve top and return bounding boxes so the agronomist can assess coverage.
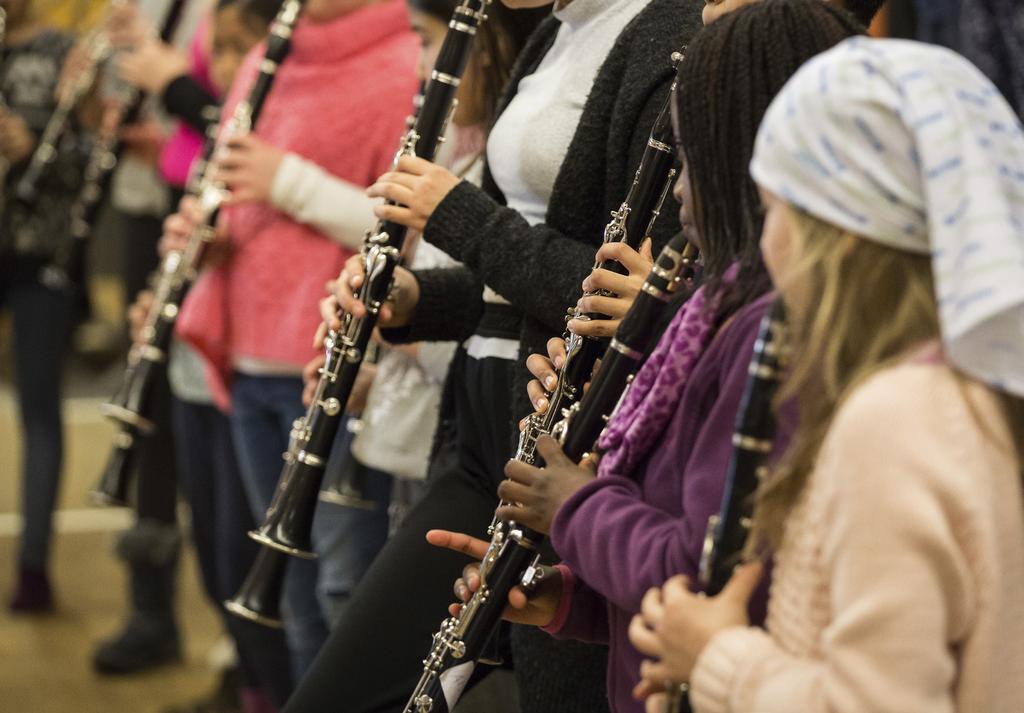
[690,355,1024,713]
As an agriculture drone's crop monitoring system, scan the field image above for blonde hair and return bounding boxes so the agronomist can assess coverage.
[751,210,1024,548]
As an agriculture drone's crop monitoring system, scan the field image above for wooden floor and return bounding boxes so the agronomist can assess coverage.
[0,365,224,713]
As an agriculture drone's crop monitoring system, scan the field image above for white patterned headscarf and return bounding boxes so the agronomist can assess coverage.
[751,37,1024,396]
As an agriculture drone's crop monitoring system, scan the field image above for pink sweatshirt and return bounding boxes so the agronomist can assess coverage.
[158,16,215,188]
[177,0,418,406]
[691,355,1024,713]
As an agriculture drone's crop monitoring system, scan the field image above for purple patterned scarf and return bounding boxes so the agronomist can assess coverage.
[596,274,725,479]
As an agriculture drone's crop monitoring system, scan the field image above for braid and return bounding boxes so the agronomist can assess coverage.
[837,0,885,27]
[674,0,863,323]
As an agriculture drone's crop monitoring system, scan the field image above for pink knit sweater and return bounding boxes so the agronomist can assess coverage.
[177,0,418,406]
[691,356,1024,713]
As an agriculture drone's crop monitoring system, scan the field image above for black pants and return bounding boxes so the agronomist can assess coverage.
[1,263,76,571]
[172,398,293,706]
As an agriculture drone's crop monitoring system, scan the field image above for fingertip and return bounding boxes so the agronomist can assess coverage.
[507,589,527,609]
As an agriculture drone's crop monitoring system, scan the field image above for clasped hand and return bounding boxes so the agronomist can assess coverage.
[627,563,763,706]
[366,155,460,233]
[497,435,596,535]
[569,239,654,339]
[213,134,285,205]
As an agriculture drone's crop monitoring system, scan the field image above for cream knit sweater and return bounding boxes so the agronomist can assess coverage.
[690,359,1024,713]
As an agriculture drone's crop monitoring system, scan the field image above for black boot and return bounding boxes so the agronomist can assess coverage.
[93,519,183,674]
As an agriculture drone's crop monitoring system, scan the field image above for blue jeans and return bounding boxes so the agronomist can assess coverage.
[172,397,293,705]
[314,417,391,627]
[230,374,389,676]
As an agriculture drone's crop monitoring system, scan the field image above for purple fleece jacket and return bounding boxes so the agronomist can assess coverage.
[545,293,775,713]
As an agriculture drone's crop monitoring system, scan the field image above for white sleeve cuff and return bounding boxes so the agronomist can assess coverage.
[270,153,377,251]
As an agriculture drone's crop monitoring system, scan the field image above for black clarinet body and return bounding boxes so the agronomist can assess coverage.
[699,300,785,591]
[318,90,422,508]
[93,0,303,507]
[247,0,487,561]
[515,55,682,467]
[556,233,698,460]
[40,0,187,293]
[667,299,786,713]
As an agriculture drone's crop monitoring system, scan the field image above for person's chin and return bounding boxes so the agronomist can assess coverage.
[681,223,703,254]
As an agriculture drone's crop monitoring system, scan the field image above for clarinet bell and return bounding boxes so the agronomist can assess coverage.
[318,454,376,510]
[248,465,320,559]
[91,429,136,506]
[225,549,286,629]
[100,362,158,435]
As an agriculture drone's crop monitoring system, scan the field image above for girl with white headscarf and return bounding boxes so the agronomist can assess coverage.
[628,37,1024,713]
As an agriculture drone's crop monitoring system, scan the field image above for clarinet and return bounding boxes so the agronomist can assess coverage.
[514,51,683,468]
[13,26,112,207]
[318,88,422,510]
[246,0,489,560]
[553,232,698,458]
[665,299,787,713]
[403,231,696,713]
[93,0,303,506]
[40,0,187,293]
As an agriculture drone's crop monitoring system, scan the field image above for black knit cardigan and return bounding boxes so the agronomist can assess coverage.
[389,0,705,426]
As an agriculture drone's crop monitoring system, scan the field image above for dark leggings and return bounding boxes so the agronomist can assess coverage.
[172,397,294,706]
[3,269,75,571]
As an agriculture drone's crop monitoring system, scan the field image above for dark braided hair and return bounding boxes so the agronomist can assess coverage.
[674,0,863,324]
[838,0,885,27]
